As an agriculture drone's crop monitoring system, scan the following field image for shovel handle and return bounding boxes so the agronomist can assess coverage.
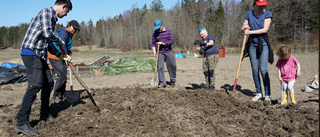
[155,44,160,72]
[232,28,249,92]
[69,66,73,90]
[68,62,98,107]
[235,34,248,79]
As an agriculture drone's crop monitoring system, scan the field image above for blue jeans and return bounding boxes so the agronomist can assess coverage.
[248,42,270,96]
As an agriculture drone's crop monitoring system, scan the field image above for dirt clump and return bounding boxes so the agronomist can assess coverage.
[0,86,318,136]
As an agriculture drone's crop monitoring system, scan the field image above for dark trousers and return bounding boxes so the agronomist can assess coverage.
[17,55,54,125]
[158,51,177,85]
[49,58,67,97]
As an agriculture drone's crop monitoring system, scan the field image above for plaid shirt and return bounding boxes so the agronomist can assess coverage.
[21,7,63,59]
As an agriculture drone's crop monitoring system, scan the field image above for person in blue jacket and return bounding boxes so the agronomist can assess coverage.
[48,20,80,101]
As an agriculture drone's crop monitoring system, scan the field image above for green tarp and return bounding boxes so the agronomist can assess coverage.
[92,57,156,75]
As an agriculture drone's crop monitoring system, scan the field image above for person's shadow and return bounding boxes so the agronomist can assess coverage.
[30,89,88,126]
[185,83,206,90]
[220,84,280,104]
[185,83,254,96]
[220,84,254,97]
[185,83,264,100]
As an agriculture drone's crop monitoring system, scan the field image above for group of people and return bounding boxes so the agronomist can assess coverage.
[151,20,219,92]
[240,0,301,104]
[15,0,301,135]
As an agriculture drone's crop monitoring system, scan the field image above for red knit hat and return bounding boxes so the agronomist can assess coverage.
[255,0,268,6]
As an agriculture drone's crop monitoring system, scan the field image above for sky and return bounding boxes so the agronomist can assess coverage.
[0,0,179,27]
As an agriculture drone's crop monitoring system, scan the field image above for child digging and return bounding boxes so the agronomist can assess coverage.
[276,46,301,104]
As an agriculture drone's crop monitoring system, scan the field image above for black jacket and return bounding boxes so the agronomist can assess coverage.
[242,33,274,64]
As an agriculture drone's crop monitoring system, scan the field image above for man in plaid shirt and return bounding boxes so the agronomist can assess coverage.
[15,0,72,135]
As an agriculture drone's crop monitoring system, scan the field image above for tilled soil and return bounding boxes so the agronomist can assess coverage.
[0,86,318,136]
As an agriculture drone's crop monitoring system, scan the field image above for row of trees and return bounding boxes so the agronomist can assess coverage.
[0,0,318,52]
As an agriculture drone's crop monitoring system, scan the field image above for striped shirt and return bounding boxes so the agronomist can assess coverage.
[151,27,174,54]
[21,7,63,59]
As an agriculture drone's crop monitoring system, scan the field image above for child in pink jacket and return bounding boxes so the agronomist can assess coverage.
[276,46,301,104]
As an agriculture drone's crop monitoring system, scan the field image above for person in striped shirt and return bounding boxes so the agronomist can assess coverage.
[15,0,72,135]
[151,20,179,88]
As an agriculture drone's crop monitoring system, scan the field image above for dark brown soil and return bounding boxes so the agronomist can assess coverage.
[0,86,318,136]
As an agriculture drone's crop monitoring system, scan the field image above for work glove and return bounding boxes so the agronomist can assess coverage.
[199,48,205,55]
[56,40,65,45]
[64,55,72,63]
[58,54,65,60]
[58,54,72,63]
[199,42,206,47]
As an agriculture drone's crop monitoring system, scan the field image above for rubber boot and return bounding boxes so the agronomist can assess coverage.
[289,93,297,104]
[280,93,288,105]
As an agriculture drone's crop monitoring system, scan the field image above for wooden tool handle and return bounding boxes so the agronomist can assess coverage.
[68,62,98,107]
[232,28,250,93]
[235,34,248,79]
[155,44,160,72]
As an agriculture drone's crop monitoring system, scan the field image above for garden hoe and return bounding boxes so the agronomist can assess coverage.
[151,44,160,87]
[232,27,250,95]
[68,62,98,107]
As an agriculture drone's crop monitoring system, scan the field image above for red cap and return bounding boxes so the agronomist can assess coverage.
[255,0,268,6]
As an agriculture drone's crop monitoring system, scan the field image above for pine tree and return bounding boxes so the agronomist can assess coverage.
[213,0,225,40]
[150,0,164,12]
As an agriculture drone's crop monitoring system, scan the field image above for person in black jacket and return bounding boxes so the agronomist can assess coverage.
[241,0,273,102]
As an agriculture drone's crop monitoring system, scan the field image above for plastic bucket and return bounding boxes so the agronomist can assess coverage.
[218,48,225,58]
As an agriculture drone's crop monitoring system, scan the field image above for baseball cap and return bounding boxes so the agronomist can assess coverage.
[154,20,163,30]
[255,0,268,6]
[68,20,80,31]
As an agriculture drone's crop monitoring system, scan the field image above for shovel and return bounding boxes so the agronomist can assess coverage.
[151,45,160,87]
[232,28,249,94]
[65,66,80,103]
[67,62,98,107]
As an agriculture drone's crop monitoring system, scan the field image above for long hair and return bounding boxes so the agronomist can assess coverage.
[277,46,291,60]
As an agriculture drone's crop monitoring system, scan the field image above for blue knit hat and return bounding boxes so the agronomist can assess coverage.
[198,27,206,34]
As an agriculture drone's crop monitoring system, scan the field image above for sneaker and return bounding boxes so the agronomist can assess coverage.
[40,113,56,121]
[52,95,62,102]
[171,81,180,86]
[252,93,262,101]
[14,123,38,135]
[207,86,215,92]
[202,86,215,92]
[265,96,272,101]
[158,84,166,88]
